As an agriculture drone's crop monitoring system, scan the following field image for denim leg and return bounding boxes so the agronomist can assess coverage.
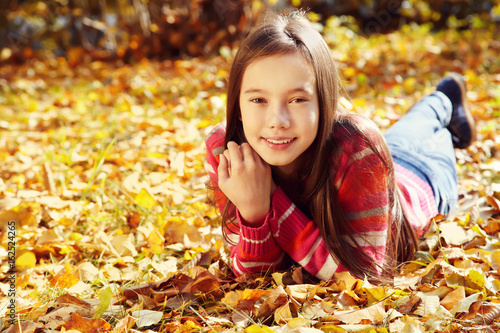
[385,92,458,216]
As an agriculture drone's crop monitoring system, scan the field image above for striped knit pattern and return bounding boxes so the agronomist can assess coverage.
[394,164,438,237]
[205,118,438,280]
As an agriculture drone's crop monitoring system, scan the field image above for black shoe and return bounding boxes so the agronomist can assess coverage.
[436,72,476,149]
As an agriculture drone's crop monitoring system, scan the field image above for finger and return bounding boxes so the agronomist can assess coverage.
[218,154,230,182]
[227,141,244,172]
[223,149,232,176]
[240,143,255,163]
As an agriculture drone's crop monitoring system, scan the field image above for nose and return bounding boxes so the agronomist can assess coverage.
[267,102,291,129]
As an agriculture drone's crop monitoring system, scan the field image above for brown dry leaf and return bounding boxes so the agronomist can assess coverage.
[56,294,92,308]
[473,302,500,325]
[39,306,78,325]
[441,286,466,310]
[256,285,289,319]
[328,271,359,292]
[274,301,293,325]
[486,195,500,211]
[221,290,244,308]
[483,219,500,235]
[3,321,44,333]
[451,292,483,315]
[165,292,198,310]
[62,312,111,333]
[398,295,422,314]
[337,291,360,307]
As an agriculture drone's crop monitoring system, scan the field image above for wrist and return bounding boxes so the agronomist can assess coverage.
[238,208,269,227]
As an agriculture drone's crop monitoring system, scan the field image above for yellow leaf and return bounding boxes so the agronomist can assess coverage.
[272,272,284,286]
[245,325,275,333]
[148,229,165,255]
[147,151,164,158]
[135,188,155,209]
[69,232,83,241]
[317,324,346,333]
[16,251,37,270]
[184,250,194,261]
[177,320,200,332]
[287,317,309,329]
[94,286,113,319]
[403,77,417,94]
[465,270,485,292]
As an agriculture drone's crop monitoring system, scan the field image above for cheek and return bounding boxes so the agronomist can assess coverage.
[306,109,320,135]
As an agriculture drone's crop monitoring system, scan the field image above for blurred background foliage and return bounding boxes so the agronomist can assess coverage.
[0,0,499,64]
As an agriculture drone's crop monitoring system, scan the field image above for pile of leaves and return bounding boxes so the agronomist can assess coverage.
[1,12,500,333]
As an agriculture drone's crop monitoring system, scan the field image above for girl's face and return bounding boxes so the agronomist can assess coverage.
[239,52,319,176]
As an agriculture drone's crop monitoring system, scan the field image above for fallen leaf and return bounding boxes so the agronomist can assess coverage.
[111,315,136,333]
[130,310,163,328]
[135,188,155,209]
[333,302,386,325]
[440,286,466,310]
[15,251,36,271]
[62,312,111,333]
[398,295,422,314]
[451,292,483,315]
[439,221,476,245]
[93,286,113,319]
[3,321,43,333]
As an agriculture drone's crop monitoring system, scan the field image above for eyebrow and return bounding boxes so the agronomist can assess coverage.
[242,87,313,95]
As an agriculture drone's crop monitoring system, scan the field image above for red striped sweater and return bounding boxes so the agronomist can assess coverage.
[205,117,438,281]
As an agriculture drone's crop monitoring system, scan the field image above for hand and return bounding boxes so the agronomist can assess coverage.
[218,141,276,226]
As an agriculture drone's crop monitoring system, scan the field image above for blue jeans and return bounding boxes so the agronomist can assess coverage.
[385,92,458,216]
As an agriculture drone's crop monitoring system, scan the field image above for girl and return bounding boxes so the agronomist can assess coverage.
[205,11,475,281]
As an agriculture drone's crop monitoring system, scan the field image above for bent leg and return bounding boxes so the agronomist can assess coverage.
[385,92,458,216]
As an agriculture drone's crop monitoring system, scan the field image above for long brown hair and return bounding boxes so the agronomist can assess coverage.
[220,11,417,280]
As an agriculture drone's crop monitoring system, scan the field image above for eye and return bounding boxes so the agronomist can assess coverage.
[290,97,307,103]
[250,98,266,104]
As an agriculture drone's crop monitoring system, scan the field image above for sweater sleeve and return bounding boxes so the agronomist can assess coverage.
[205,123,288,276]
[268,119,389,280]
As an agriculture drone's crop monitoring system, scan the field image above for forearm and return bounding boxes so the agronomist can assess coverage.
[230,210,288,275]
[268,187,340,281]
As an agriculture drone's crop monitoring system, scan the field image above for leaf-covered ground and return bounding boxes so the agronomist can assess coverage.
[1,14,500,333]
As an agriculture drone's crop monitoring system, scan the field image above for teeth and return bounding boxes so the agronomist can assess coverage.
[266,138,293,144]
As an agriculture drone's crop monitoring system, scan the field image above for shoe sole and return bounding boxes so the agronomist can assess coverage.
[447,72,476,149]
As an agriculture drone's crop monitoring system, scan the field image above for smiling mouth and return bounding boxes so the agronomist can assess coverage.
[264,138,296,144]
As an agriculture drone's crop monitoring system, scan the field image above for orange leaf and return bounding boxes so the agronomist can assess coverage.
[50,272,79,289]
[441,286,465,311]
[62,312,111,333]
